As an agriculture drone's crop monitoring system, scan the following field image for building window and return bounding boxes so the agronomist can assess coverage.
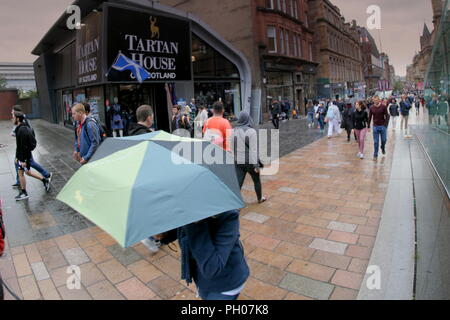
[289,0,294,17]
[280,28,285,54]
[281,0,286,13]
[293,35,298,57]
[266,0,274,9]
[297,37,303,57]
[267,26,277,53]
[309,42,313,61]
[294,1,299,19]
[285,30,290,55]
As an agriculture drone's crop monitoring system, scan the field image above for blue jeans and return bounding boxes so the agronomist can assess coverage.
[373,126,387,158]
[198,290,240,301]
[15,157,50,183]
[307,112,314,124]
[318,116,325,130]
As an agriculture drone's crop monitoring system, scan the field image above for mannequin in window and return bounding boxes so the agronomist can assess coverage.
[110,97,124,137]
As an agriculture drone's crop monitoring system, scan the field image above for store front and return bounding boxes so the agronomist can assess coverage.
[32,0,251,133]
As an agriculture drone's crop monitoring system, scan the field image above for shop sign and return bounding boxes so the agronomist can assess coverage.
[107,6,192,82]
[76,13,102,85]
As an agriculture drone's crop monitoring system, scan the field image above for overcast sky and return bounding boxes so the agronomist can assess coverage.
[332,0,433,76]
[0,0,433,76]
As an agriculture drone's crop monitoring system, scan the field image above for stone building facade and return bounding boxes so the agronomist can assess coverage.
[358,27,383,96]
[159,0,318,120]
[308,0,364,100]
[406,0,445,90]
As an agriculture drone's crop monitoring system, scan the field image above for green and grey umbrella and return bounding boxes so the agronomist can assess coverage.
[57,131,244,248]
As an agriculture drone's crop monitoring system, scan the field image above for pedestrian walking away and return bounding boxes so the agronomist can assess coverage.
[399,94,412,136]
[178,209,250,300]
[342,102,355,142]
[415,97,421,116]
[368,96,390,161]
[203,101,233,151]
[10,105,52,189]
[72,103,101,165]
[270,100,281,129]
[13,112,51,201]
[352,101,369,159]
[325,101,341,139]
[316,102,326,134]
[231,111,267,204]
[388,98,400,131]
[193,105,209,139]
[306,100,315,128]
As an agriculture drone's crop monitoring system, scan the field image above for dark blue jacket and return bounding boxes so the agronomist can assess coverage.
[178,210,249,294]
[400,100,412,116]
[74,118,100,162]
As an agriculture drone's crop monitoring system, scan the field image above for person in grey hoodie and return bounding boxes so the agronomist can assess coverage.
[231,111,267,204]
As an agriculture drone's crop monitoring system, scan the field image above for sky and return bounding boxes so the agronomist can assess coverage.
[331,0,433,76]
[0,0,434,76]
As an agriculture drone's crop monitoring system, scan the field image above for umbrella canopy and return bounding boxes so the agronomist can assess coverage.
[57,131,244,248]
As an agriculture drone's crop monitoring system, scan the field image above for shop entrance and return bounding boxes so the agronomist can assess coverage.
[106,84,170,134]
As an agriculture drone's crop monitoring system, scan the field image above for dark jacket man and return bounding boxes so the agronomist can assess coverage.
[15,123,36,165]
[178,210,249,300]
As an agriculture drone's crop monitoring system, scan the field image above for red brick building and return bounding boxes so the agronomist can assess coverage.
[0,89,18,120]
[160,0,318,120]
[308,0,364,100]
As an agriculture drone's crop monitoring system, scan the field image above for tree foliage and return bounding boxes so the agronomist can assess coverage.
[0,75,7,89]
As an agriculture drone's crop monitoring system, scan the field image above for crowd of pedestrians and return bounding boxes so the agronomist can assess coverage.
[8,90,433,301]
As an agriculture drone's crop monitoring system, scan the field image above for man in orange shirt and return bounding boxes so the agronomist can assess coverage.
[203,101,232,151]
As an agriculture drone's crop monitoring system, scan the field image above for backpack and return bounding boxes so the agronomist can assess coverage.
[90,118,107,142]
[22,125,37,151]
[75,118,105,144]
[0,200,5,257]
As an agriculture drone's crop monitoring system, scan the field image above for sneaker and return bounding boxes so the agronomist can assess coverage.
[381,148,386,156]
[47,172,53,184]
[141,237,161,253]
[43,178,50,192]
[15,191,29,201]
[373,157,378,162]
[12,183,20,189]
[360,153,365,160]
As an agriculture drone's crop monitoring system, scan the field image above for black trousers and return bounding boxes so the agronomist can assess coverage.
[236,164,262,202]
[272,115,279,129]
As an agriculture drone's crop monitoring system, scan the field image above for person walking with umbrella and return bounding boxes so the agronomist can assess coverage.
[178,209,250,300]
[231,111,267,204]
[128,105,162,253]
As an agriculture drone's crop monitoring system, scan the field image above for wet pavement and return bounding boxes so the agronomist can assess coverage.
[0,120,93,248]
[0,117,323,248]
[1,115,395,300]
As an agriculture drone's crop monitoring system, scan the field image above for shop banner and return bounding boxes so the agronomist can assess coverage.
[76,12,102,85]
[107,5,192,82]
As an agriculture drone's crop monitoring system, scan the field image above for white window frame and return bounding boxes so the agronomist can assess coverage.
[267,0,274,9]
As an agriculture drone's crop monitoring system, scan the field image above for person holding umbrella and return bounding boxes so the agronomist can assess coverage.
[178,209,250,300]
[128,105,162,253]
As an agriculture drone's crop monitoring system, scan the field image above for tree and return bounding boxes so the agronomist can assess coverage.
[18,89,38,99]
[0,75,7,89]
[393,81,404,93]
